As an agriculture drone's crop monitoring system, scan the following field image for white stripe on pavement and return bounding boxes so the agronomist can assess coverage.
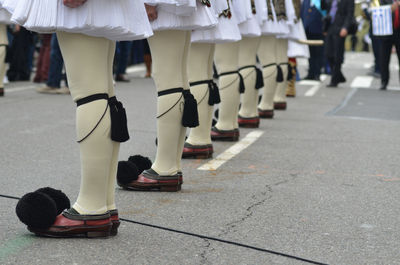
[126,64,146,74]
[350,76,374,88]
[298,80,320,86]
[197,130,264,171]
[304,84,321,97]
[363,62,374,69]
[6,85,37,93]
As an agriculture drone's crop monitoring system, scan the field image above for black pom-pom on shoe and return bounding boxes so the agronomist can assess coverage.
[117,161,139,185]
[35,187,70,215]
[128,155,152,174]
[16,192,57,229]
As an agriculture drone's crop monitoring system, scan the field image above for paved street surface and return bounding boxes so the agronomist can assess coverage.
[0,52,399,265]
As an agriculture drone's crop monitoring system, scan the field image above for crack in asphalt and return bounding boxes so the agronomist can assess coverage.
[199,239,212,265]
[198,174,299,261]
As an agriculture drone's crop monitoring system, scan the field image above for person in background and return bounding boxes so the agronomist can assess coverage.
[0,17,8,96]
[33,34,52,83]
[143,39,152,78]
[323,0,355,87]
[114,41,132,82]
[7,25,35,81]
[36,34,69,94]
[301,0,325,81]
[378,0,400,90]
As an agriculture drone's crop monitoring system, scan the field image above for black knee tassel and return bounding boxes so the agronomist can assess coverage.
[238,72,245,94]
[208,81,221,105]
[109,96,130,142]
[287,63,293,81]
[182,90,199,128]
[276,65,284,83]
[255,67,264,89]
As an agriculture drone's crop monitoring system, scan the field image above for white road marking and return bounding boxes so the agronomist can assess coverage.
[6,85,37,93]
[298,80,320,86]
[304,84,320,97]
[350,76,374,88]
[197,130,264,171]
[387,86,400,91]
[126,64,146,74]
[363,62,373,69]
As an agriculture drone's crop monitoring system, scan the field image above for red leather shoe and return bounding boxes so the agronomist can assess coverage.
[211,127,239,141]
[182,143,213,159]
[274,102,287,110]
[258,108,274,119]
[120,169,182,192]
[28,208,112,238]
[238,115,260,128]
[109,209,120,236]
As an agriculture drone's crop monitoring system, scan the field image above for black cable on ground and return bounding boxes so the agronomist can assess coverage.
[121,219,328,265]
[0,194,20,200]
[0,194,328,265]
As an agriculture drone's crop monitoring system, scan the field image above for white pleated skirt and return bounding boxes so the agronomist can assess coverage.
[150,1,217,31]
[191,14,242,43]
[260,18,279,36]
[231,0,248,25]
[287,40,309,58]
[275,20,290,36]
[253,0,268,25]
[0,9,11,24]
[279,20,304,41]
[0,0,153,41]
[145,0,196,16]
[239,16,261,37]
[212,0,229,16]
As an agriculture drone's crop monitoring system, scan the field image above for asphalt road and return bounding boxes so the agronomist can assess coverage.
[0,52,399,265]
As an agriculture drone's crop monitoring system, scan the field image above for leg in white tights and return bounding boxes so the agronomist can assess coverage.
[186,43,215,146]
[148,30,191,176]
[273,38,289,108]
[238,37,261,120]
[214,42,240,131]
[258,36,278,116]
[57,32,115,215]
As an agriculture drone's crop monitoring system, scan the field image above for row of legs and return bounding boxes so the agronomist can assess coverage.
[55,31,290,215]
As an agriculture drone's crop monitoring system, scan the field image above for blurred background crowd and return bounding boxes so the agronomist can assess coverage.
[0,0,397,95]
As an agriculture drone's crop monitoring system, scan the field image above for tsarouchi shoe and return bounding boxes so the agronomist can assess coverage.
[258,108,274,119]
[28,208,112,238]
[238,115,260,128]
[119,168,182,192]
[182,143,213,159]
[274,102,287,110]
[109,209,120,236]
[211,126,239,141]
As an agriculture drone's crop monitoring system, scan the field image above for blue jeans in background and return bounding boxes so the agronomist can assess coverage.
[115,41,132,75]
[46,34,65,88]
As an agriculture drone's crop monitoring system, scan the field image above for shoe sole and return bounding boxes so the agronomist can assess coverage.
[182,152,212,159]
[274,102,287,110]
[110,221,120,236]
[211,136,239,141]
[30,224,112,238]
[238,122,259,128]
[119,182,182,192]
